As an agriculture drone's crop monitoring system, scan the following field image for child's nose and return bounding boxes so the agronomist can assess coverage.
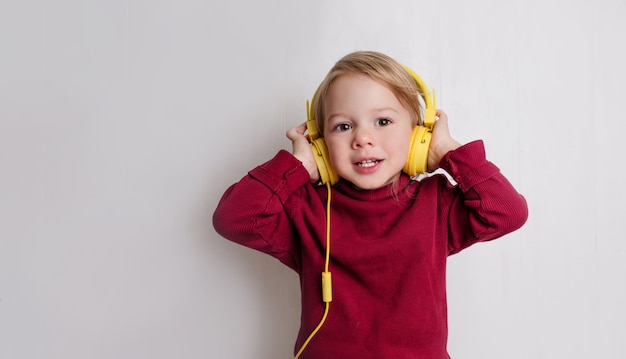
[352,128,375,149]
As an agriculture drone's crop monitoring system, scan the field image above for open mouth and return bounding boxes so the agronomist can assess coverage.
[355,159,381,168]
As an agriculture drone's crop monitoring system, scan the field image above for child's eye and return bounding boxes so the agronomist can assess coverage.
[334,123,352,132]
[377,118,391,126]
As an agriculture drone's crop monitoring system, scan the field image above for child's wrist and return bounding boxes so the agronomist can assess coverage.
[435,140,462,165]
[292,153,320,183]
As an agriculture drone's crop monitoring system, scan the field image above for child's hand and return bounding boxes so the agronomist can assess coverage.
[427,110,462,172]
[286,122,321,183]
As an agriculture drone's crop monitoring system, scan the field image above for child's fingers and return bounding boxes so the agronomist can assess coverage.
[286,122,312,158]
[286,122,307,141]
[433,115,450,135]
[427,109,461,171]
[435,109,448,121]
[285,122,321,183]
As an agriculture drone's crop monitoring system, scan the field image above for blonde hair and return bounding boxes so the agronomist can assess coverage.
[312,51,423,136]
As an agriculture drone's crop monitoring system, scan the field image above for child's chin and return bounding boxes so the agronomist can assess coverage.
[348,178,392,191]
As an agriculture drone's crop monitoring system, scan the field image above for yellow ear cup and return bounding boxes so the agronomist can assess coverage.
[401,65,437,176]
[309,134,339,185]
[306,100,339,185]
[403,125,432,176]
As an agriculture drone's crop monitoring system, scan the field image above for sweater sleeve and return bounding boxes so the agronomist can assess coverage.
[438,140,528,255]
[212,150,312,270]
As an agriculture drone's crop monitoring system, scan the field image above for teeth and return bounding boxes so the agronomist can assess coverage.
[357,160,377,167]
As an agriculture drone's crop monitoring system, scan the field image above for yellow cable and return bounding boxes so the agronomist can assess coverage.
[323,182,332,273]
[295,182,332,359]
[294,302,329,359]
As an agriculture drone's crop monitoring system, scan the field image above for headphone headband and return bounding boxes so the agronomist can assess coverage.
[401,65,437,129]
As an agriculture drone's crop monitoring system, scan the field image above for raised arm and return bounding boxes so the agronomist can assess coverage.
[438,140,528,254]
[212,150,313,270]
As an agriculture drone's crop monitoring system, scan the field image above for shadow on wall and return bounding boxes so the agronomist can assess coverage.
[208,228,301,358]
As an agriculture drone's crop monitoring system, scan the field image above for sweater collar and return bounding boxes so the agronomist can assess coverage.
[333,173,413,202]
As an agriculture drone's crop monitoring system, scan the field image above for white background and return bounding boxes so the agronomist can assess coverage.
[1,0,625,358]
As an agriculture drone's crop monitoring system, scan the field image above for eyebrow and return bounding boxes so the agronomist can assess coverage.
[327,113,347,122]
[327,107,400,122]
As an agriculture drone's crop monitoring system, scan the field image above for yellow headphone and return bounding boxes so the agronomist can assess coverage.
[305,65,437,185]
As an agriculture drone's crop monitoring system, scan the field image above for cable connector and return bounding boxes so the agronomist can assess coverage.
[322,271,332,303]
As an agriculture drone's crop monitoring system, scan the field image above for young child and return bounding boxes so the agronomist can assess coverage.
[213,51,528,359]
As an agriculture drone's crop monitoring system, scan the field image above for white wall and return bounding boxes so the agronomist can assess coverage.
[1,0,624,358]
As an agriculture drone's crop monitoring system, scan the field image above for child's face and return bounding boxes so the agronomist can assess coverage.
[323,74,414,190]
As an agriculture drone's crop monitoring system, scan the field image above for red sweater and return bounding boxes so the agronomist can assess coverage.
[213,140,528,359]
